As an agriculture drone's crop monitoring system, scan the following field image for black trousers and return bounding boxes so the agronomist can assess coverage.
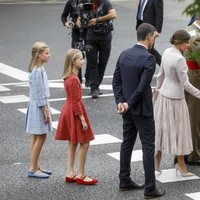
[71,28,88,83]
[86,39,111,91]
[120,113,156,193]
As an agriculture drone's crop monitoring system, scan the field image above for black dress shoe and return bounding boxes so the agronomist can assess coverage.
[91,89,99,98]
[119,180,144,191]
[144,188,165,199]
[187,160,200,166]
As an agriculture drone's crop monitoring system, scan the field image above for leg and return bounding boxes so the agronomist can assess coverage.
[67,142,78,178]
[29,134,46,171]
[98,40,111,85]
[119,113,137,184]
[176,155,191,174]
[155,150,162,172]
[86,40,99,92]
[77,142,94,181]
[133,115,156,193]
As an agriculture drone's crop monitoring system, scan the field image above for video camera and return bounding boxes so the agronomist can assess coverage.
[73,0,95,52]
[77,0,95,28]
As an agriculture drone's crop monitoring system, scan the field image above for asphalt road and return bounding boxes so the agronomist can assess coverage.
[1,0,200,200]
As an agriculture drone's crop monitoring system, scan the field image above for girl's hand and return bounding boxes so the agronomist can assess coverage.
[81,120,88,131]
[42,106,50,124]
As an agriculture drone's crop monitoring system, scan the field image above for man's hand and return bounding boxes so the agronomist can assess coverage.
[117,102,128,114]
[65,21,74,28]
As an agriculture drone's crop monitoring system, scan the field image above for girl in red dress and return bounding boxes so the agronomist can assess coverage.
[55,48,97,185]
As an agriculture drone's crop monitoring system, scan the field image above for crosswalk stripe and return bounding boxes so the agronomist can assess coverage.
[0,95,29,103]
[155,168,199,183]
[107,150,143,162]
[185,192,200,200]
[0,63,28,81]
[18,107,61,114]
[0,85,11,91]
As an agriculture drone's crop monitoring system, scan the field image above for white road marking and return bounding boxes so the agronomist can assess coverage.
[0,95,29,103]
[107,150,143,162]
[155,168,199,183]
[18,107,60,114]
[185,192,200,200]
[0,85,11,91]
[0,63,28,81]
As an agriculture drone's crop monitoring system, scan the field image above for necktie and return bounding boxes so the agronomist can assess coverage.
[137,0,146,20]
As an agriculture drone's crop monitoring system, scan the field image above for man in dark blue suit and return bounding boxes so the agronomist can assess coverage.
[112,23,165,199]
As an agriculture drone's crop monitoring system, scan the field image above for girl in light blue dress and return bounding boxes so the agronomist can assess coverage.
[26,42,53,179]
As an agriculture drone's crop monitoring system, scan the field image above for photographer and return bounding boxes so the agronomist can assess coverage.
[85,0,117,98]
[61,0,88,84]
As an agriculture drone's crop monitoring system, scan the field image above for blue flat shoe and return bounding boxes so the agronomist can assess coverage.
[39,168,52,175]
[28,170,49,179]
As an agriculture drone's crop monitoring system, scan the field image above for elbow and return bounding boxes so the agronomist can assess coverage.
[109,9,117,20]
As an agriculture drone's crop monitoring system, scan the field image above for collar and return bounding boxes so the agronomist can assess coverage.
[136,42,148,49]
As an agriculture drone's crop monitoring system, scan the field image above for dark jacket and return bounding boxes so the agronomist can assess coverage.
[112,45,156,117]
[136,0,163,33]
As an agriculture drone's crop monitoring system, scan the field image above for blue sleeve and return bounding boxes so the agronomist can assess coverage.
[33,70,47,107]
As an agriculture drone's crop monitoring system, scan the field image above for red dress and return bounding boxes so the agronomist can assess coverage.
[55,75,94,143]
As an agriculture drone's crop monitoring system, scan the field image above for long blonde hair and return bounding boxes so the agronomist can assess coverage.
[28,41,49,72]
[62,48,82,79]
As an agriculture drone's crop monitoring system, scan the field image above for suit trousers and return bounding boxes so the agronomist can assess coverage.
[120,112,156,192]
[86,39,111,91]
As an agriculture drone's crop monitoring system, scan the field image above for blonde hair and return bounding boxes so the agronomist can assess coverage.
[28,41,49,72]
[62,48,82,79]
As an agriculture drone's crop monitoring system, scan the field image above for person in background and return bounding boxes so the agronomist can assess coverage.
[55,48,97,185]
[61,0,88,84]
[184,16,200,165]
[113,23,164,199]
[85,0,117,98]
[154,30,200,177]
[26,42,53,179]
[136,0,163,66]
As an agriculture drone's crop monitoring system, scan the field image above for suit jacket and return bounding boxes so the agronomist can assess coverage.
[112,44,156,117]
[136,0,163,33]
[157,46,200,99]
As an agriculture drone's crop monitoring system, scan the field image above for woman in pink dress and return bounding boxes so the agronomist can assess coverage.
[55,48,97,185]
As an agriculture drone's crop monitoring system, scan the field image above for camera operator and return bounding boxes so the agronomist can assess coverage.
[85,0,117,98]
[61,0,89,84]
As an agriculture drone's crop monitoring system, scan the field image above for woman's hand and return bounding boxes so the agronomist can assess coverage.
[153,89,159,102]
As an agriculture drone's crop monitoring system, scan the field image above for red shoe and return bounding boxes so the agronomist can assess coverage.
[76,176,98,185]
[65,175,76,183]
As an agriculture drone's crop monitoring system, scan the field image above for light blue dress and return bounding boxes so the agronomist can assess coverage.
[26,66,53,134]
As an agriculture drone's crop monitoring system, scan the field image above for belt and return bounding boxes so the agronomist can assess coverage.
[186,60,200,70]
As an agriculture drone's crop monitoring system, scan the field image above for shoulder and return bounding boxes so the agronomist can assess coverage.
[67,75,80,84]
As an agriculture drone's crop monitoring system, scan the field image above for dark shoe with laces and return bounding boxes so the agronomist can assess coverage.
[119,180,144,191]
[144,187,165,199]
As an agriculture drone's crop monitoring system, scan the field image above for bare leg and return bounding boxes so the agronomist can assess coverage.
[177,155,188,173]
[155,150,162,172]
[29,134,46,171]
[67,142,78,178]
[77,142,93,181]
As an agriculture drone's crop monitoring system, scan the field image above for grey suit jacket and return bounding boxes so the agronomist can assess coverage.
[157,46,200,99]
